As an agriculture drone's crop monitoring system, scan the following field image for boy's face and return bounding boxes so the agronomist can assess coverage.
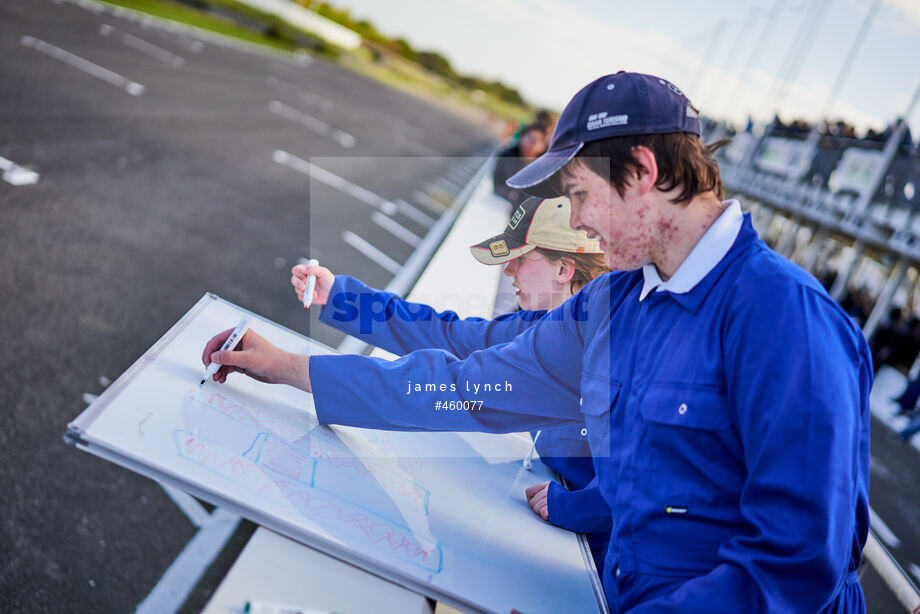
[562,160,658,272]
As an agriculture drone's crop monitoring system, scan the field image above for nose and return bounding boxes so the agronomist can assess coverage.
[569,202,582,231]
[503,259,517,277]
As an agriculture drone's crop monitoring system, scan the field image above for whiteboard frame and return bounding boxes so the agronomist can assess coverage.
[65,293,609,614]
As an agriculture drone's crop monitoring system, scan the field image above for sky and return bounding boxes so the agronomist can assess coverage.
[334,0,920,133]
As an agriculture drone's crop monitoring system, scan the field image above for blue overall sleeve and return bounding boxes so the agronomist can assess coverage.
[310,289,590,434]
[629,278,871,613]
[546,477,612,533]
[319,275,546,358]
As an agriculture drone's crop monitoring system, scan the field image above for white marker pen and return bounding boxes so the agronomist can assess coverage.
[302,258,319,309]
[201,315,251,384]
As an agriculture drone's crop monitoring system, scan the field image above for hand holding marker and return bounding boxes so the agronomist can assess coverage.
[291,261,333,308]
[200,315,251,384]
[302,259,319,309]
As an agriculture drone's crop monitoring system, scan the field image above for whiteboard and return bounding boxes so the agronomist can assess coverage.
[66,294,606,614]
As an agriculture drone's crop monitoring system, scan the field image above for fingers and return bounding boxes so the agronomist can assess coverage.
[211,348,250,370]
[527,488,548,509]
[290,274,305,300]
[202,328,234,366]
[529,495,549,520]
[215,364,245,384]
[525,481,550,500]
[291,264,323,279]
[526,482,550,521]
[209,330,258,372]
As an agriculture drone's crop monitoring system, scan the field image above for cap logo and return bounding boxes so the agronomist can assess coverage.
[587,111,628,131]
[489,240,510,258]
[508,205,526,229]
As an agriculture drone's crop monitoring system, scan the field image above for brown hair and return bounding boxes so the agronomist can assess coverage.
[557,133,730,205]
[536,248,610,294]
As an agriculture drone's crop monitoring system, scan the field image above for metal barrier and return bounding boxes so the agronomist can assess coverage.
[863,531,920,614]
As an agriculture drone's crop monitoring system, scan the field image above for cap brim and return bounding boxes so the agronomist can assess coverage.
[469,237,536,265]
[505,142,583,198]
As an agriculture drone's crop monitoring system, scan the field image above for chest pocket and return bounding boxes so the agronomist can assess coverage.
[580,372,620,459]
[639,385,733,430]
[636,384,741,506]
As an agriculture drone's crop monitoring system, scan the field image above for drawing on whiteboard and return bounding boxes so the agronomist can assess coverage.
[175,390,443,572]
[364,432,424,469]
[136,411,152,438]
[200,390,309,442]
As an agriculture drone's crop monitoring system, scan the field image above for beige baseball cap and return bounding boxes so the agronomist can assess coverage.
[469,196,603,265]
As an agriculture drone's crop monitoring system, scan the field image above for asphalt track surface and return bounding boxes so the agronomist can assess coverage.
[2,2,919,613]
[0,1,494,611]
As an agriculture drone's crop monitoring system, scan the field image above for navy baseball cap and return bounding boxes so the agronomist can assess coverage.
[506,72,701,198]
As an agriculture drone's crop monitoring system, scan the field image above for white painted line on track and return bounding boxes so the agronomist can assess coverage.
[295,50,313,66]
[184,39,204,54]
[434,175,462,193]
[134,508,240,614]
[266,77,334,113]
[869,506,901,549]
[394,198,436,228]
[158,483,211,528]
[447,167,469,182]
[268,101,354,148]
[0,156,40,186]
[412,189,448,213]
[161,31,204,54]
[392,134,441,157]
[371,211,421,247]
[272,150,397,216]
[98,24,185,68]
[342,231,401,274]
[20,36,145,96]
[424,181,454,203]
[375,110,425,140]
[274,151,436,238]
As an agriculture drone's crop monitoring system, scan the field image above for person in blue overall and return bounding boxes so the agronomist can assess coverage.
[204,72,871,613]
[290,195,613,574]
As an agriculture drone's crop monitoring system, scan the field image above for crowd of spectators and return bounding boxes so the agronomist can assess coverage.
[706,114,915,152]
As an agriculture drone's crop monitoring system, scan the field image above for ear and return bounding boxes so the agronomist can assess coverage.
[630,145,659,196]
[557,258,576,284]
